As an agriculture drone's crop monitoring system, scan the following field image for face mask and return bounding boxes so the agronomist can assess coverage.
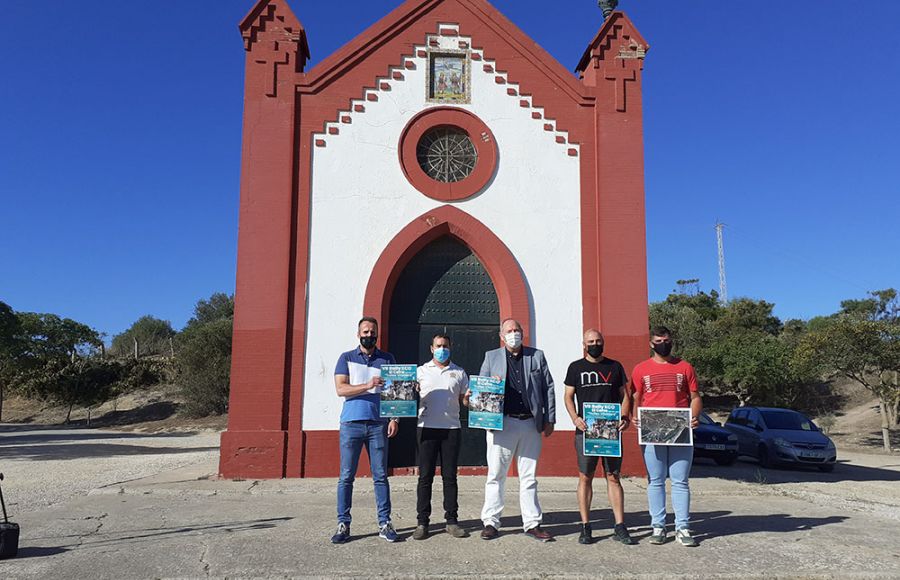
[360,335,377,349]
[652,341,673,357]
[433,347,450,364]
[586,344,603,358]
[504,331,522,349]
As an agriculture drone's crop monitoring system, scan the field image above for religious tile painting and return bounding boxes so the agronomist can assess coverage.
[427,52,470,103]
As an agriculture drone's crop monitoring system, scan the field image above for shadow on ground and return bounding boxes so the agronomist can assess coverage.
[24,517,293,554]
[387,508,848,544]
[0,443,218,461]
[690,456,900,484]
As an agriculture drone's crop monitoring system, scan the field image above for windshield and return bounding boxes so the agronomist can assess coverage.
[698,413,715,425]
[761,410,816,431]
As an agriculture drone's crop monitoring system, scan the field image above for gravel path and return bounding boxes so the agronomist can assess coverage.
[0,424,220,514]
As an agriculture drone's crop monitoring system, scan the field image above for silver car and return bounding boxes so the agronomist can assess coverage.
[724,407,837,472]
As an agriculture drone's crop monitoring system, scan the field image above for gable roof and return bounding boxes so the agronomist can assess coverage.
[299,0,594,104]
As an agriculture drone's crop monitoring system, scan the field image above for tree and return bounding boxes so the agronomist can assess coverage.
[184,293,234,330]
[175,318,232,417]
[795,289,900,451]
[650,286,824,410]
[19,356,123,424]
[110,315,176,359]
[0,301,26,421]
[17,312,102,360]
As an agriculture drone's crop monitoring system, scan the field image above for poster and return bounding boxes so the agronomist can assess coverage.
[467,375,504,430]
[583,402,622,457]
[638,407,693,446]
[379,364,418,418]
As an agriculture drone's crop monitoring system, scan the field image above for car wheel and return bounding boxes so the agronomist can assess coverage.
[818,463,835,473]
[714,455,736,466]
[758,444,771,468]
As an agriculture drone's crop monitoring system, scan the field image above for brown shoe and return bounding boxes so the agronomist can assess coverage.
[447,524,469,538]
[524,526,553,542]
[480,525,499,540]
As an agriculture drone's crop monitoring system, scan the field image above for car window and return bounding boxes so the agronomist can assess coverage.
[729,409,748,425]
[760,410,815,431]
[698,413,714,425]
[748,409,761,427]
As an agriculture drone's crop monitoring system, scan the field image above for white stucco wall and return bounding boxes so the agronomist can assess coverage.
[303,27,583,431]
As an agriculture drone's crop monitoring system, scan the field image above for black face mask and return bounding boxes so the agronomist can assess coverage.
[652,341,673,357]
[586,344,604,358]
[360,336,378,349]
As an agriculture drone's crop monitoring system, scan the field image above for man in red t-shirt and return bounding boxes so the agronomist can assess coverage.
[631,326,703,547]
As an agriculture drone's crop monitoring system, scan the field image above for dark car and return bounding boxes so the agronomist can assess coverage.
[693,412,738,465]
[724,406,837,472]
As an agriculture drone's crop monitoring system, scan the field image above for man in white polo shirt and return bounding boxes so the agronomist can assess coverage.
[413,333,470,540]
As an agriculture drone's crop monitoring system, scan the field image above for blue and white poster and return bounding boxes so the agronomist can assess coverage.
[379,364,418,418]
[468,376,504,430]
[583,402,622,457]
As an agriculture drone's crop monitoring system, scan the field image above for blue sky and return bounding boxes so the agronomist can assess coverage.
[2,0,898,339]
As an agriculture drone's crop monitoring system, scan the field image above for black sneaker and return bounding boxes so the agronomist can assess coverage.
[330,522,350,544]
[613,523,636,545]
[578,523,593,545]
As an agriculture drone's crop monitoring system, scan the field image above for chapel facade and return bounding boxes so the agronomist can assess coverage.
[220,0,651,478]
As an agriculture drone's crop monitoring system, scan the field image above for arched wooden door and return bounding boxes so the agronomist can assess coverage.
[387,235,499,468]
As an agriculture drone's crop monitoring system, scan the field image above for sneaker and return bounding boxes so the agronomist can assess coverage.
[676,528,698,547]
[524,526,554,542]
[379,521,400,543]
[412,525,429,540]
[578,523,592,545]
[649,526,667,545]
[613,524,636,545]
[330,522,350,544]
[446,524,469,538]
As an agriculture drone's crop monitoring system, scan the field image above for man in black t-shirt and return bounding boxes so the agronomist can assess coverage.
[564,329,635,546]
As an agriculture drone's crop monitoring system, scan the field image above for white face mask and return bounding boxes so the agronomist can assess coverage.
[504,331,523,349]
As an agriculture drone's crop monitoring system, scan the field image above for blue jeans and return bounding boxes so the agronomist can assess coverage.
[337,420,391,526]
[642,444,693,530]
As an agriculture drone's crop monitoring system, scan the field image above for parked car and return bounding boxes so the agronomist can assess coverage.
[724,407,837,472]
[693,412,738,465]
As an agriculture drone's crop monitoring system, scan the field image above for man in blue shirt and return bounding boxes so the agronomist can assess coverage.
[331,317,400,544]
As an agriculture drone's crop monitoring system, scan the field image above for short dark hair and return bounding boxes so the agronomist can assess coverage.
[358,316,378,329]
[431,333,451,346]
[650,326,672,339]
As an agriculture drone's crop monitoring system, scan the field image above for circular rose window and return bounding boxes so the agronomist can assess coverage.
[399,107,497,201]
[416,128,478,183]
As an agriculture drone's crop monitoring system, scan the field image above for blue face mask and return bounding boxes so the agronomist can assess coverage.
[434,347,450,364]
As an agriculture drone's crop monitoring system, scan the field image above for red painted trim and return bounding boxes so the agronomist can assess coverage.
[363,205,532,350]
[398,107,497,202]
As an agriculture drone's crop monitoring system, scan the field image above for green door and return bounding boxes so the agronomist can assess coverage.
[387,236,500,468]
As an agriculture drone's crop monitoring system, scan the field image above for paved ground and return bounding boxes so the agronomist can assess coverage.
[1,425,899,579]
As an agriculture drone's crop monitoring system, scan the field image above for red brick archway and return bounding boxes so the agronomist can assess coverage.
[363,204,531,349]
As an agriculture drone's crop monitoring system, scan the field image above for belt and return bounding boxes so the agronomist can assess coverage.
[506,413,533,420]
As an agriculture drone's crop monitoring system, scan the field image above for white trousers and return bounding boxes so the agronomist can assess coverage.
[481,416,543,531]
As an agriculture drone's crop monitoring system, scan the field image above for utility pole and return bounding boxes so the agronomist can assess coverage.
[715,222,728,304]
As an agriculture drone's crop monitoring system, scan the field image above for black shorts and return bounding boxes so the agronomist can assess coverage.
[574,432,622,476]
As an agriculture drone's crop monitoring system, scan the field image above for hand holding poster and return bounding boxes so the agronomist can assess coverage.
[467,376,504,430]
[583,402,622,457]
[379,364,418,418]
[638,407,693,446]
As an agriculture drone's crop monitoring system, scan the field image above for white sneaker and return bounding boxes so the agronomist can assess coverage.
[649,526,667,545]
[675,528,698,547]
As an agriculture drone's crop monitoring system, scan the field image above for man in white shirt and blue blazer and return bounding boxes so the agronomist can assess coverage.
[470,318,556,542]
